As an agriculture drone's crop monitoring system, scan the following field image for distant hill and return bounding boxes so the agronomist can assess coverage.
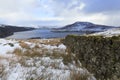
[0,24,34,38]
[52,22,118,33]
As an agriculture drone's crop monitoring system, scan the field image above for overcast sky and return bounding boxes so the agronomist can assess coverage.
[0,0,120,27]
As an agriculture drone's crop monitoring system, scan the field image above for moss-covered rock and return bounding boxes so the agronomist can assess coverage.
[63,35,120,80]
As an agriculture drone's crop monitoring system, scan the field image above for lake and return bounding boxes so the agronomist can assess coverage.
[7,29,85,39]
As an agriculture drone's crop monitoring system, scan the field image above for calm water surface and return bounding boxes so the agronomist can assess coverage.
[7,29,85,39]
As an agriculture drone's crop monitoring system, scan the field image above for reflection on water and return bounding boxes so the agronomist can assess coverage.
[7,29,85,39]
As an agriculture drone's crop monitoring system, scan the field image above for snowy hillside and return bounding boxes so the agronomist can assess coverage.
[53,22,116,32]
[0,38,95,80]
[91,28,120,37]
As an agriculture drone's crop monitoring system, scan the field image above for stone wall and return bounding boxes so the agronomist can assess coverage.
[63,35,120,80]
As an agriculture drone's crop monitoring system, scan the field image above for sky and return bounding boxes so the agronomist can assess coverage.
[0,0,120,27]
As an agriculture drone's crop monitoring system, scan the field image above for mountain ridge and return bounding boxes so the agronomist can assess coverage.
[53,21,118,33]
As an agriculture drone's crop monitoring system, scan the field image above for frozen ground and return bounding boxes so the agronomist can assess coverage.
[0,38,95,80]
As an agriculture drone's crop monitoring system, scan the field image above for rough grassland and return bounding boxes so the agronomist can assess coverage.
[0,38,95,80]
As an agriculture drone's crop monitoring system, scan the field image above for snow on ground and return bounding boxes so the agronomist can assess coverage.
[0,39,21,57]
[0,38,96,80]
[91,28,120,37]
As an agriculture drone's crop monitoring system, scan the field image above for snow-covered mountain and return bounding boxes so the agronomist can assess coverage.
[53,22,117,32]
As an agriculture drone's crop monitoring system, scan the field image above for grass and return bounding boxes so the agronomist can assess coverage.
[70,70,92,80]
[26,38,62,46]
[19,41,30,49]
[14,40,81,67]
[13,48,43,57]
[0,64,4,76]
[3,39,95,80]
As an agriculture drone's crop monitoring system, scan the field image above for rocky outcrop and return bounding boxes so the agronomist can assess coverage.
[63,35,120,80]
[0,25,34,38]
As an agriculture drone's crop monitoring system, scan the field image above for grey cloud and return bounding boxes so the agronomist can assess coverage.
[0,0,120,26]
[82,0,120,13]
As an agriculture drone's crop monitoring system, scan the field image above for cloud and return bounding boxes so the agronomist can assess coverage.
[0,0,120,26]
[0,0,66,25]
[0,0,37,22]
[48,0,120,26]
[82,0,120,13]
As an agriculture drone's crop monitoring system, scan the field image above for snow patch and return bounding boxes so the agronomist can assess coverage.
[91,28,120,37]
[0,39,21,57]
[58,44,66,49]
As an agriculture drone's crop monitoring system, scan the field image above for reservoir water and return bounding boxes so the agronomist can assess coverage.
[7,29,85,39]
